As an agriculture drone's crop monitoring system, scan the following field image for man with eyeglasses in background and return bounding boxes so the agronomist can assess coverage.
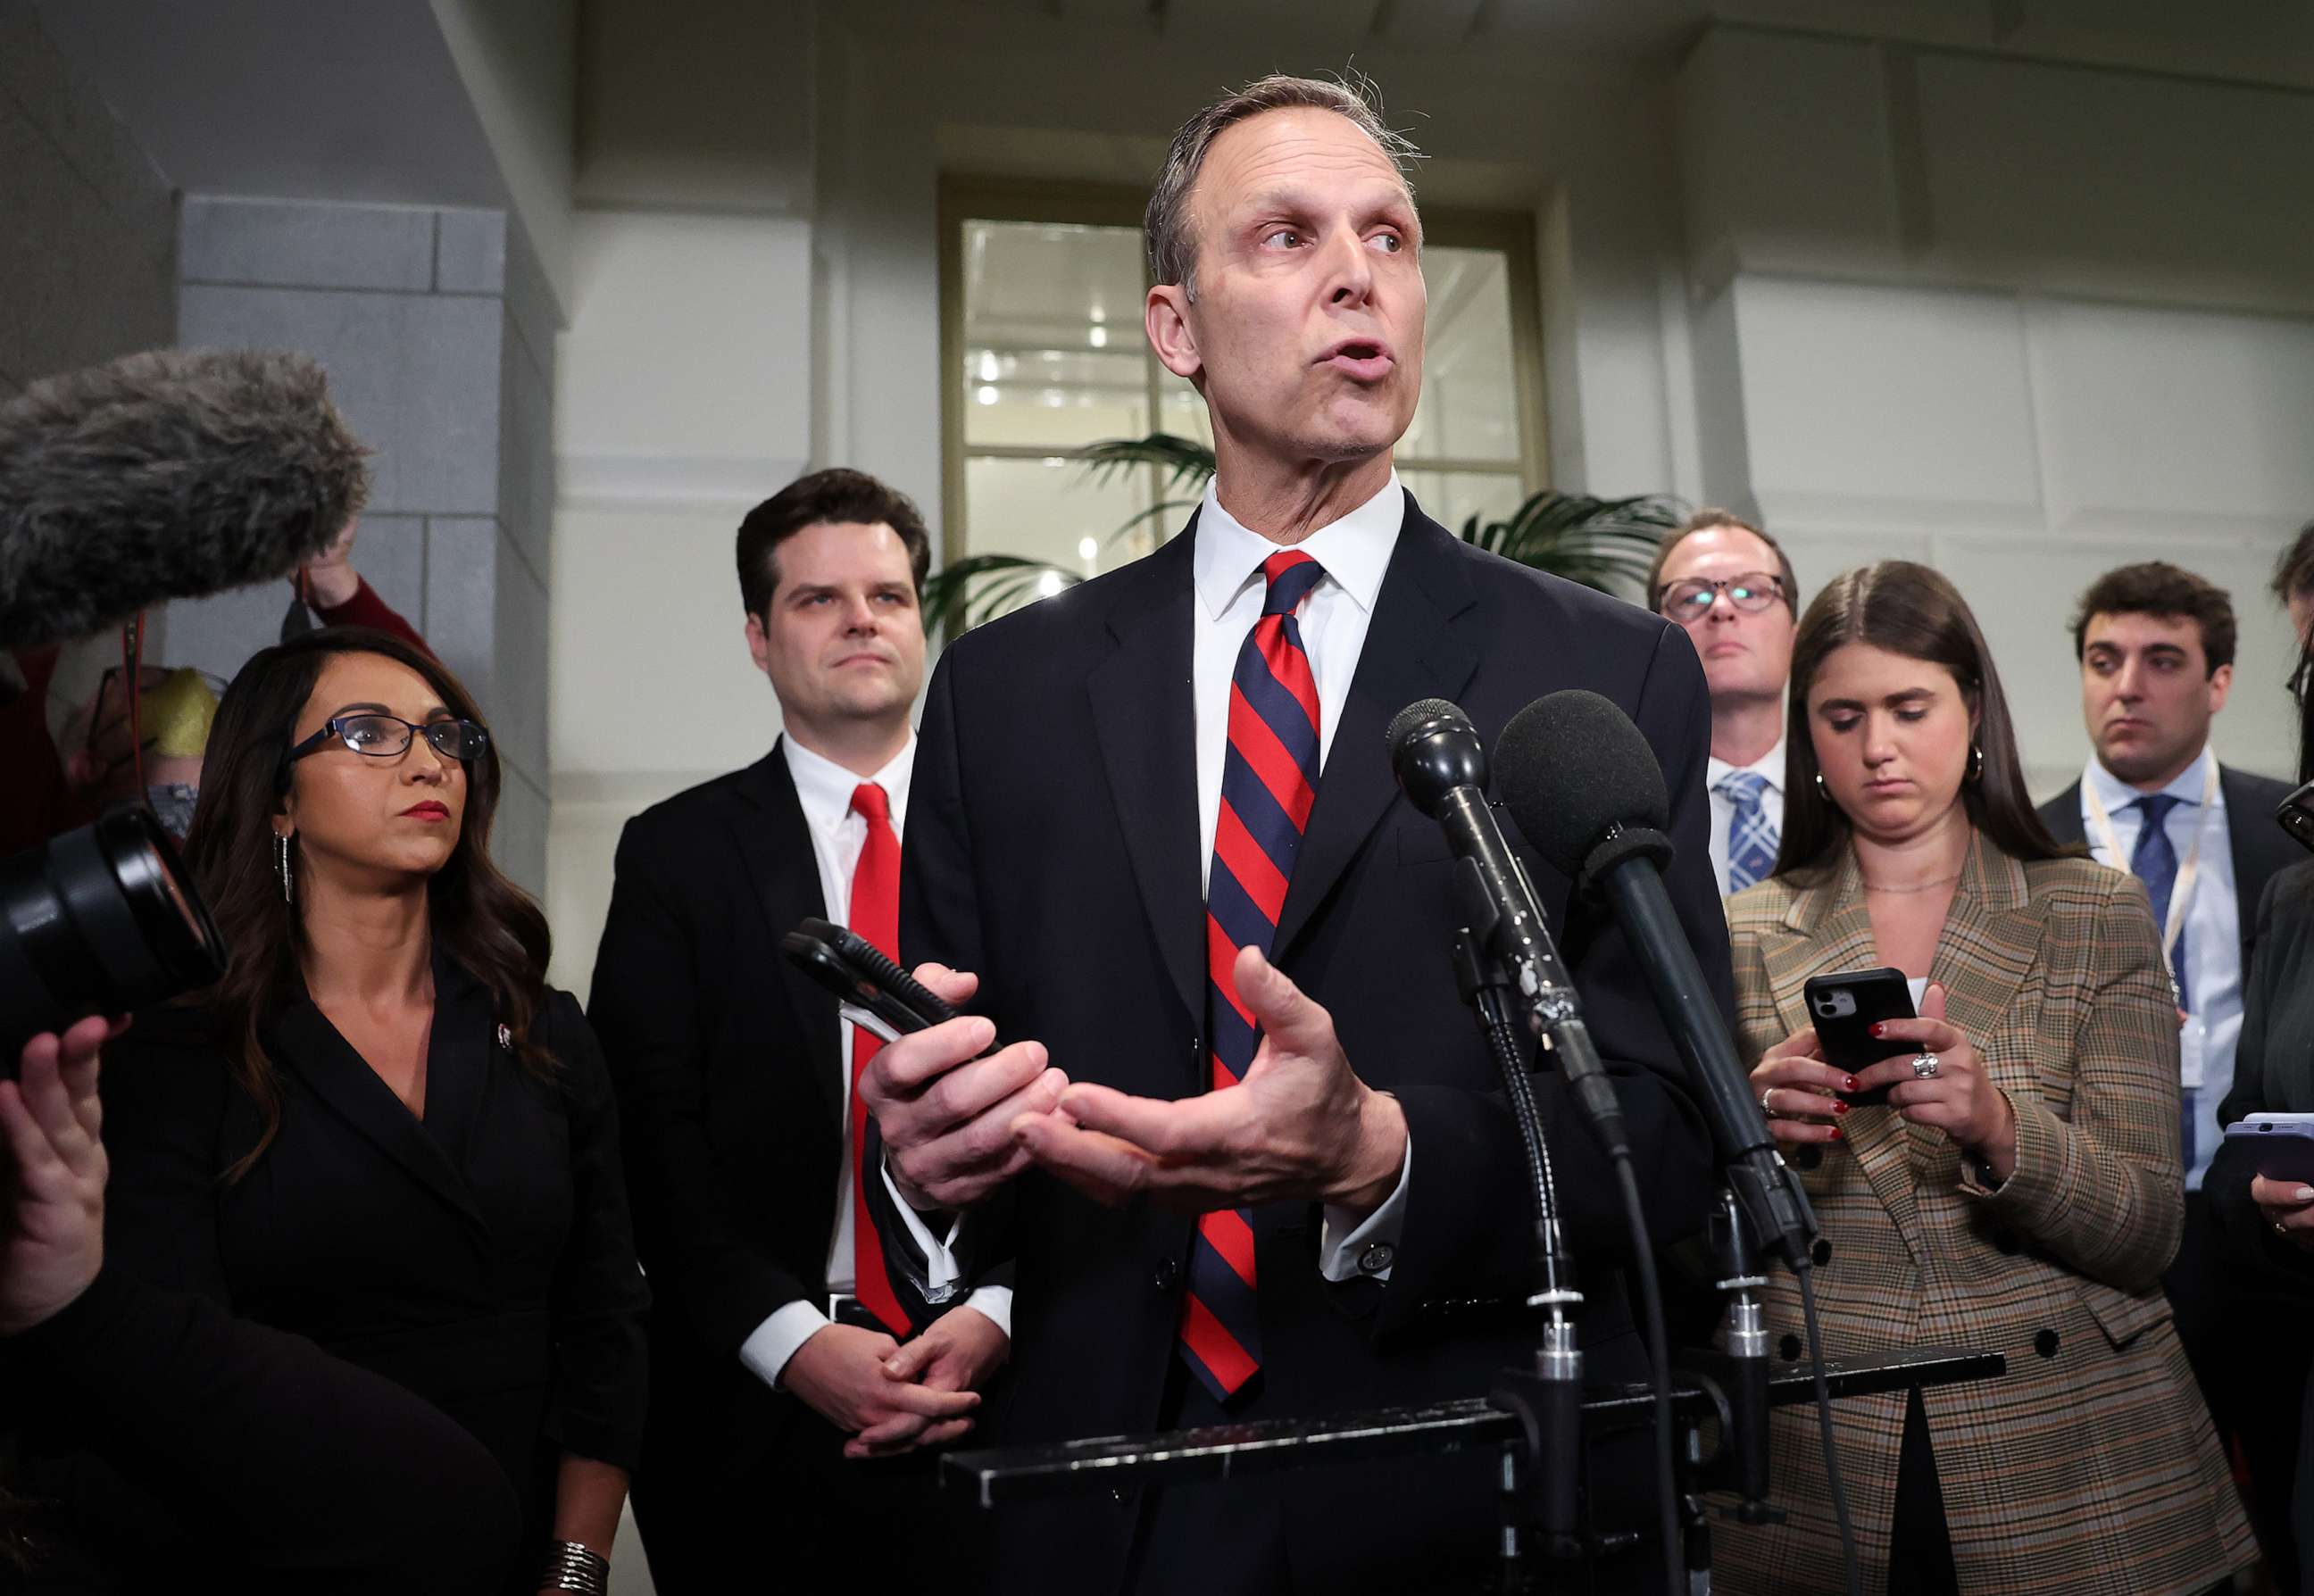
[1646,510,1802,896]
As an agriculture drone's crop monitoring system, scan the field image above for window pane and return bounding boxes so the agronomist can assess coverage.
[963,346,1151,447]
[961,220,1149,449]
[1398,469,1527,536]
[1157,377,1213,447]
[1400,247,1520,464]
[963,455,1162,578]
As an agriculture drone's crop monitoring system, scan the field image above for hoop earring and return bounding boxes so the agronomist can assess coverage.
[1968,744,1984,784]
[274,830,295,904]
[1813,770,1829,802]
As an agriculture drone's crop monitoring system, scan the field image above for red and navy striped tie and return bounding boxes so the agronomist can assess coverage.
[1179,547,1328,1404]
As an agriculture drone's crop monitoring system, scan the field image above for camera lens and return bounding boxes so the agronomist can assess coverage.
[0,805,229,1052]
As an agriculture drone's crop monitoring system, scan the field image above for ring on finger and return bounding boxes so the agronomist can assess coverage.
[1760,1087,1777,1118]
[1910,1052,1941,1080]
[2278,1220,2293,1238]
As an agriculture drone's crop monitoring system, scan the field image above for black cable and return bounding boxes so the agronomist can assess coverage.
[1794,1262,1862,1596]
[1610,1153,1682,1596]
[1483,999,1554,1231]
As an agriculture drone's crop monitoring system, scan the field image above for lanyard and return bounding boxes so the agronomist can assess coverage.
[2082,756,2218,967]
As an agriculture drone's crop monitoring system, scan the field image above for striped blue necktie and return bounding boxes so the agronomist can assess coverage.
[1718,769,1778,894]
[2130,793,2193,1168]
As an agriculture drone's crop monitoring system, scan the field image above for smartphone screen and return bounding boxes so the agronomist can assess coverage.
[1803,966,1919,1107]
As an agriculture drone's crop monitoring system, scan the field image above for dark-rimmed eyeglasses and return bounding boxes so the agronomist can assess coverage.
[283,714,489,777]
[1657,571,1785,620]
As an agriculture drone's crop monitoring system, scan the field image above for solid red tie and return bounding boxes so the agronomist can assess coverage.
[846,780,911,1336]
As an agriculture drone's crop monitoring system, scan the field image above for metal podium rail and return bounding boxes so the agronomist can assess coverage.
[941,1344,2005,1508]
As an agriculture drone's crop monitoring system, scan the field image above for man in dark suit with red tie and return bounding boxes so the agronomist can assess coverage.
[862,77,1727,1594]
[587,470,1006,1592]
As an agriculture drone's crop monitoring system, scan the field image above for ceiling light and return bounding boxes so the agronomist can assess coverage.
[976,385,1000,406]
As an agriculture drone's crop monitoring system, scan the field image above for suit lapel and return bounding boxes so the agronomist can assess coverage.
[729,746,844,1129]
[1758,851,1927,1260]
[418,952,493,1173]
[1086,526,1206,1037]
[269,983,487,1233]
[2043,781,2087,849]
[1924,834,2044,1181]
[1274,505,1479,956]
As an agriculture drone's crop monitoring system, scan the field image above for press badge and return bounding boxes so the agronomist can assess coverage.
[2178,1010,2209,1093]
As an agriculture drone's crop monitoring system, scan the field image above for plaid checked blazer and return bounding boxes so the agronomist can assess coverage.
[1714,833,2257,1596]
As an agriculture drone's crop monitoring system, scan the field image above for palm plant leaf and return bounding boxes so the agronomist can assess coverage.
[1077,433,1218,495]
[1458,490,1683,600]
[920,553,1080,642]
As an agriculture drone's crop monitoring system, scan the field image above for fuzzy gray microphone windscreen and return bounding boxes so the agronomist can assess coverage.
[0,347,371,650]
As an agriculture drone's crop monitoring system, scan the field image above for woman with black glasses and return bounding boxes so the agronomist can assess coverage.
[60,628,647,1595]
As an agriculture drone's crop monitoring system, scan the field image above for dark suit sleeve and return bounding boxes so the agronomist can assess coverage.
[1380,621,1722,1326]
[2208,872,2314,1282]
[10,1267,520,1594]
[883,655,1023,1298]
[542,993,651,1470]
[588,819,815,1354]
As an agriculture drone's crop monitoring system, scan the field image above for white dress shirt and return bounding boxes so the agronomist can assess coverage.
[737,735,1013,1392]
[2077,744,2243,1192]
[1705,733,1786,897]
[1191,475,1413,1282]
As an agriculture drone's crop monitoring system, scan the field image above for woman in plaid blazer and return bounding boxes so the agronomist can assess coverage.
[1717,561,2256,1596]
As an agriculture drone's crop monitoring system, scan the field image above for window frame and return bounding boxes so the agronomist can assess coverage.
[937,174,1551,569]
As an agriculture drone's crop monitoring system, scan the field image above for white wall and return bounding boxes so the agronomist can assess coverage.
[0,0,173,396]
[430,0,578,311]
[1677,27,2314,796]
[546,7,2314,988]
[545,205,815,990]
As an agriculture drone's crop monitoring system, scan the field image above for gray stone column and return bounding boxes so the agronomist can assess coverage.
[159,196,556,893]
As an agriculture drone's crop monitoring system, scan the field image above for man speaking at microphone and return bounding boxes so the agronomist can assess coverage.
[866,75,1727,1594]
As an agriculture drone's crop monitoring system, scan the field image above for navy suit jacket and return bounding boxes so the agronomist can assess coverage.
[895,496,1728,1591]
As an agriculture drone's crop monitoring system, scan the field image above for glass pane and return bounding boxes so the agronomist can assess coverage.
[1157,377,1213,448]
[961,220,1150,449]
[963,455,1168,580]
[962,346,1151,447]
[1398,469,1527,538]
[1400,246,1521,464]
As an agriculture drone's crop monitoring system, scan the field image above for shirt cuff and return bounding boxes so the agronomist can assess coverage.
[960,1284,1013,1339]
[1319,1135,1413,1283]
[883,1156,970,1296]
[737,1300,830,1392]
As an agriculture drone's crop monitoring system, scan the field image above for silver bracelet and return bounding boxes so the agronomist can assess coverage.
[539,1540,610,1596]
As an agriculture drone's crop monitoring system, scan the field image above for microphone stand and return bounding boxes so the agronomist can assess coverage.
[1667,1191,1780,1587]
[1448,928,1585,1582]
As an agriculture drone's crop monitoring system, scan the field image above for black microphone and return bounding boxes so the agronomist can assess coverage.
[0,348,369,650]
[1495,688,1818,1269]
[1386,697,1630,1159]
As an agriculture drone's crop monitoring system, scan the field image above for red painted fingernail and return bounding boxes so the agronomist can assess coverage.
[1829,1126,1844,1141]
[1832,1100,1850,1116]
[1844,1076,1860,1093]
[1869,1023,1886,1038]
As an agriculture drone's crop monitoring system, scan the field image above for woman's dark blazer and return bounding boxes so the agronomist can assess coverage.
[93,952,649,1559]
[2208,860,2314,1592]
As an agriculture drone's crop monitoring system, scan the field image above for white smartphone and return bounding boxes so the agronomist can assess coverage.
[2222,1113,2314,1184]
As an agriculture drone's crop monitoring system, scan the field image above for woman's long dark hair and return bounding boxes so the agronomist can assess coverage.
[181,628,555,1180]
[1776,561,2072,880]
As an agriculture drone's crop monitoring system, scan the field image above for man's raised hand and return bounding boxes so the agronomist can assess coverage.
[1011,946,1404,1217]
[857,964,1069,1210]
